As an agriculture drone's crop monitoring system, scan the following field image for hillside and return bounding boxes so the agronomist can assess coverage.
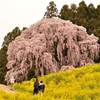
[0,64,100,100]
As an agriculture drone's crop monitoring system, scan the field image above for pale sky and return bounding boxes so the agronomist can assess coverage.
[0,0,99,48]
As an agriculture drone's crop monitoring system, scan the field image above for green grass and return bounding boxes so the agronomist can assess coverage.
[1,63,100,100]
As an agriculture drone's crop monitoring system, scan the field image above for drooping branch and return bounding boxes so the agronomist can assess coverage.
[5,18,100,84]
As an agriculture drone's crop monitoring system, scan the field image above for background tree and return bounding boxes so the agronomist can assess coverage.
[43,1,58,18]
[87,3,96,34]
[2,27,21,47]
[75,1,88,28]
[69,3,77,23]
[59,4,70,20]
[94,5,100,44]
[0,26,27,84]
[59,3,77,23]
[0,46,7,84]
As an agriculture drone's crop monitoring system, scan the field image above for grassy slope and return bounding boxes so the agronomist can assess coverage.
[0,63,100,100]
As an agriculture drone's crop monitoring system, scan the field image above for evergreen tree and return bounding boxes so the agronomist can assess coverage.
[69,4,77,23]
[96,5,100,18]
[0,46,7,84]
[59,4,70,20]
[75,1,88,28]
[43,1,58,18]
[87,3,96,19]
[2,26,21,47]
[0,27,27,84]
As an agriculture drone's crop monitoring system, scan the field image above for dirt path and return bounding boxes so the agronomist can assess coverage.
[0,84,16,94]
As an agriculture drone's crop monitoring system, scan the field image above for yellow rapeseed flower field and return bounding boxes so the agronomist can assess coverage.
[0,63,100,100]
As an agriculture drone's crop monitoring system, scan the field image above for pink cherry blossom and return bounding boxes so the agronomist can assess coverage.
[5,18,100,84]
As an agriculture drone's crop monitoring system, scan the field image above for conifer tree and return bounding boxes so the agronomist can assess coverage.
[43,1,58,18]
[59,4,70,20]
[0,27,27,84]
